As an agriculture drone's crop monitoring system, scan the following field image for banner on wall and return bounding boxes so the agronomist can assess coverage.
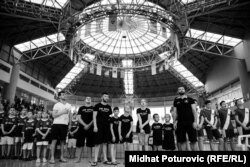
[96,64,102,76]
[85,23,91,37]
[120,70,125,78]
[112,67,118,78]
[150,20,157,34]
[109,14,117,31]
[151,61,157,75]
[161,25,167,38]
[104,69,110,77]
[90,64,95,74]
[96,19,103,33]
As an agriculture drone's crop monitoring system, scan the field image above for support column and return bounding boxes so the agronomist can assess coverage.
[4,63,20,104]
[237,60,250,101]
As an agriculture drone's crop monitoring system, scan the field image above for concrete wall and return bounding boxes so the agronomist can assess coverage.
[205,57,239,93]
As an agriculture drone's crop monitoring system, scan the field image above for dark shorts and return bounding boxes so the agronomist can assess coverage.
[51,124,68,141]
[37,130,51,142]
[110,131,120,144]
[176,122,197,143]
[77,126,95,147]
[24,131,34,143]
[136,123,150,134]
[223,129,235,139]
[205,126,222,140]
[120,133,133,143]
[153,136,162,146]
[15,127,23,137]
[94,122,111,145]
[197,129,204,137]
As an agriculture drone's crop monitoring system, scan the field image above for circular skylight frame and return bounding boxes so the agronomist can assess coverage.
[71,1,181,69]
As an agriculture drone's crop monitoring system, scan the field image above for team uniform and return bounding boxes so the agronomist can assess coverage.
[136,108,151,134]
[51,102,71,141]
[68,118,79,148]
[110,116,120,144]
[77,106,94,147]
[202,109,222,140]
[93,103,112,145]
[119,114,133,143]
[234,108,250,135]
[151,122,163,146]
[15,115,27,143]
[36,119,52,146]
[1,115,17,145]
[218,108,235,139]
[162,123,175,150]
[173,96,197,143]
[22,120,36,150]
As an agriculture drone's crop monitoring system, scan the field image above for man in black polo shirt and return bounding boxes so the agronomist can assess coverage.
[173,87,198,151]
[91,92,112,166]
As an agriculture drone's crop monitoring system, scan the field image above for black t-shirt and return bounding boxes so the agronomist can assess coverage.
[234,108,250,127]
[36,119,52,133]
[70,119,79,132]
[173,96,195,123]
[16,116,28,132]
[110,116,120,134]
[162,123,174,140]
[151,122,163,139]
[202,109,218,126]
[136,108,151,124]
[94,103,112,123]
[120,114,133,134]
[78,106,94,125]
[0,111,5,126]
[23,120,36,133]
[218,108,234,129]
[3,116,17,132]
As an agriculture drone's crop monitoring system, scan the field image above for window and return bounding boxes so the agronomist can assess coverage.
[24,0,68,9]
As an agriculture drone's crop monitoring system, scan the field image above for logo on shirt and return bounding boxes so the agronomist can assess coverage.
[154,125,161,129]
[184,100,188,103]
[99,108,110,112]
[122,119,130,123]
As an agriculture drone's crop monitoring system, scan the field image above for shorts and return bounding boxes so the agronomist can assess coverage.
[136,123,151,134]
[205,126,222,140]
[162,138,175,150]
[15,137,24,143]
[94,122,111,145]
[76,126,95,147]
[22,143,33,150]
[176,122,197,143]
[36,141,49,146]
[137,133,149,145]
[0,136,14,145]
[110,131,120,144]
[222,129,235,139]
[51,124,68,141]
[153,136,162,146]
[15,128,23,137]
[120,132,133,143]
[68,138,77,148]
[197,129,204,137]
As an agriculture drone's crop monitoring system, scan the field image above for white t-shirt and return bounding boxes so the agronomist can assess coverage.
[52,102,71,125]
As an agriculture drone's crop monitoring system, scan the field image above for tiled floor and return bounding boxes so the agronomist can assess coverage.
[0,158,125,167]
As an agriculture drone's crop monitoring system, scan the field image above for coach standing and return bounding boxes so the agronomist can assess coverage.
[172,87,198,151]
[49,91,72,164]
[91,92,112,166]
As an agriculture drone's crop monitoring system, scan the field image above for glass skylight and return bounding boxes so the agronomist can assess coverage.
[56,62,86,89]
[122,60,134,95]
[15,33,65,52]
[180,0,196,4]
[171,60,204,87]
[79,16,169,56]
[186,28,242,47]
[24,0,68,9]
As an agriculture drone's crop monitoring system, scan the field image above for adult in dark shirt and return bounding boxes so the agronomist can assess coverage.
[172,87,198,151]
[76,97,94,163]
[136,99,151,151]
[218,101,236,151]
[92,92,112,166]
[234,99,250,135]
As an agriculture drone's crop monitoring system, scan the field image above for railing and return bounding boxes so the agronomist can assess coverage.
[237,134,250,151]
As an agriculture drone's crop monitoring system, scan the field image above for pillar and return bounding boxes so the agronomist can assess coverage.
[237,60,250,101]
[4,63,20,104]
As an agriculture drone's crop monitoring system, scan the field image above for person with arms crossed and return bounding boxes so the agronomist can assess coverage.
[49,91,72,164]
[172,87,198,151]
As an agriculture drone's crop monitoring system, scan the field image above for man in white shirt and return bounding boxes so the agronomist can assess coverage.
[49,91,71,164]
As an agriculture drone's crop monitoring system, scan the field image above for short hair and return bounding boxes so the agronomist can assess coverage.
[205,100,211,105]
[220,101,225,106]
[113,107,119,111]
[102,92,108,96]
[235,99,241,106]
[153,113,159,118]
[58,91,65,97]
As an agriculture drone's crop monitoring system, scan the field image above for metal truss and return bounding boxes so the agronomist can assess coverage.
[0,0,62,24]
[17,41,68,64]
[182,37,243,60]
[168,65,205,94]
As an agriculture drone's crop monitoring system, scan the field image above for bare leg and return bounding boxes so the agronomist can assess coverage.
[36,145,41,160]
[60,140,66,161]
[102,144,108,162]
[190,142,198,151]
[230,139,235,151]
[43,146,48,160]
[1,144,6,157]
[198,137,204,151]
[180,142,187,151]
[88,147,93,162]
[7,145,12,157]
[111,144,115,163]
[94,145,100,162]
[76,147,83,163]
[218,138,224,151]
[49,140,57,162]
